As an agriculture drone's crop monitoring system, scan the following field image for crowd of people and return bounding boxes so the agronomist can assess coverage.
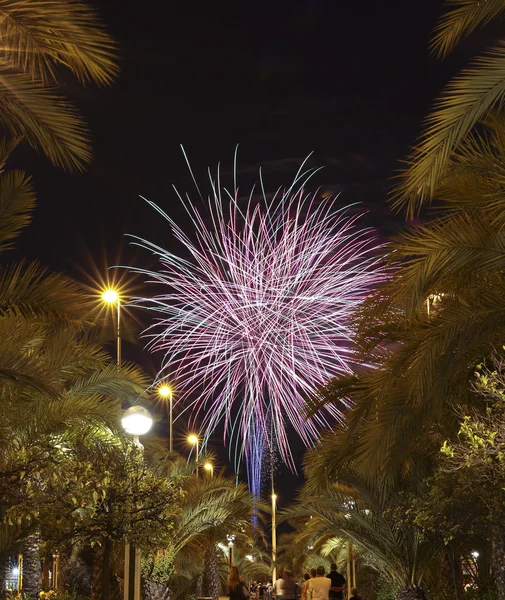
[227,564,361,600]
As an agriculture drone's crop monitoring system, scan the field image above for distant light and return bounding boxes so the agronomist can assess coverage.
[12,567,19,576]
[472,551,479,559]
[188,434,198,445]
[121,406,153,436]
[307,546,314,550]
[158,385,172,398]
[204,462,213,471]
[102,289,119,304]
[272,493,277,500]
[246,555,254,562]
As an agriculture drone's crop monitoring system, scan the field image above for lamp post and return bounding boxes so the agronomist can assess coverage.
[271,491,277,584]
[102,289,121,365]
[121,406,153,600]
[188,434,199,474]
[204,462,214,477]
[226,534,235,570]
[270,452,277,585]
[158,385,173,452]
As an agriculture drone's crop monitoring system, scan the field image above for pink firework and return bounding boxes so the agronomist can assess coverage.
[132,155,385,477]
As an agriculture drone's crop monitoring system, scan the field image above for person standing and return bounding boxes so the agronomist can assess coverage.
[326,563,347,600]
[300,573,310,600]
[274,570,297,600]
[308,566,331,600]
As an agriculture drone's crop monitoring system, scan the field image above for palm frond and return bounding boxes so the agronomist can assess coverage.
[431,0,505,58]
[0,67,91,170]
[0,170,35,251]
[66,362,148,399]
[0,0,118,85]
[282,476,440,588]
[378,214,505,318]
[0,261,89,322]
[393,42,505,216]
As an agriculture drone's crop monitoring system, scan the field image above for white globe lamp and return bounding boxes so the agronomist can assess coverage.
[122,405,153,436]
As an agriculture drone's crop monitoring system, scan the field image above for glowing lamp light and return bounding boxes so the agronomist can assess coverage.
[121,406,153,436]
[204,462,213,471]
[472,551,480,559]
[158,385,172,398]
[102,289,119,304]
[188,434,198,445]
[12,567,19,576]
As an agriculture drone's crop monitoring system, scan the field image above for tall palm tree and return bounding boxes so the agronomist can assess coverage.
[282,474,440,600]
[394,0,505,215]
[0,160,150,598]
[142,456,262,600]
[311,112,505,479]
[0,0,118,171]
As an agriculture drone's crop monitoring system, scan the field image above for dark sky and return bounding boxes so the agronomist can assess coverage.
[9,0,482,492]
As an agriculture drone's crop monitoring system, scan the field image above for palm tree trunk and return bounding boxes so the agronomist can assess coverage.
[447,545,463,600]
[59,544,91,596]
[91,538,113,600]
[0,559,7,598]
[144,580,172,600]
[21,531,41,598]
[202,545,219,600]
[397,584,425,600]
[492,525,505,600]
[195,574,203,598]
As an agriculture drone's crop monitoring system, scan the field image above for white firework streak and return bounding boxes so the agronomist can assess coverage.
[130,154,386,476]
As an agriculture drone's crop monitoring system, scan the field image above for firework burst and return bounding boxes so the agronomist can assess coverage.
[131,154,385,486]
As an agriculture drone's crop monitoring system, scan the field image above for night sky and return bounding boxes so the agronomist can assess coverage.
[6,0,488,493]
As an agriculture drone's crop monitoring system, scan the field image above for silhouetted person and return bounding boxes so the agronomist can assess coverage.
[326,563,347,600]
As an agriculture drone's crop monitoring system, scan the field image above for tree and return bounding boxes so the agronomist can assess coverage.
[425,357,505,599]
[310,113,505,479]
[0,0,118,171]
[282,472,440,600]
[394,0,505,215]
[144,456,262,600]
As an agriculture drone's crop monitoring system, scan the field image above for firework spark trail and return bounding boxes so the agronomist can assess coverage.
[131,155,386,485]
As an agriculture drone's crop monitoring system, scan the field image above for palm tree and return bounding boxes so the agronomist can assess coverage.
[282,474,440,600]
[394,0,505,215]
[310,112,505,479]
[0,325,149,596]
[142,456,263,600]
[0,0,118,171]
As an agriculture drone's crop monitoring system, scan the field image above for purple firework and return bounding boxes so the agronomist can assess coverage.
[132,155,385,482]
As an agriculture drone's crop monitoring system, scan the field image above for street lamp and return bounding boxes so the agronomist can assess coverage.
[188,434,199,474]
[122,406,153,437]
[204,462,214,477]
[122,406,152,600]
[188,434,199,457]
[158,384,173,451]
[271,492,277,583]
[101,288,121,365]
[227,534,235,569]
